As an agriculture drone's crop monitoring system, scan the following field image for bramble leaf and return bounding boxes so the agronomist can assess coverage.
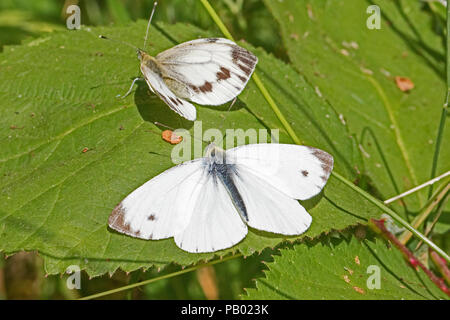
[244,235,448,300]
[0,21,381,276]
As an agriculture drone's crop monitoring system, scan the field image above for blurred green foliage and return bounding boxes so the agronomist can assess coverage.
[0,0,285,57]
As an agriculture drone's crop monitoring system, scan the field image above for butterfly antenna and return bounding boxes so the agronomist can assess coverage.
[217,97,237,142]
[98,35,138,51]
[154,122,176,131]
[143,2,158,50]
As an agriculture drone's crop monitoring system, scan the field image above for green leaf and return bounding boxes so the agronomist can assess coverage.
[0,21,381,277]
[264,0,450,215]
[244,235,448,300]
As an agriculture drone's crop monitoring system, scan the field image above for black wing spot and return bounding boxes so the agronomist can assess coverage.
[199,81,213,93]
[189,84,200,93]
[238,64,251,76]
[231,47,257,76]
[238,75,247,83]
[217,67,231,81]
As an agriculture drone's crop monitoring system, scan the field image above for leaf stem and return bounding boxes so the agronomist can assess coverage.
[199,0,235,40]
[428,1,450,198]
[199,0,302,145]
[79,253,242,300]
[251,74,302,145]
[199,0,450,263]
[415,192,449,251]
[397,179,450,245]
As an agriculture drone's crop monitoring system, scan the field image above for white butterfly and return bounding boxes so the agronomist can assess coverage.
[108,143,334,253]
[137,37,258,121]
[101,1,257,122]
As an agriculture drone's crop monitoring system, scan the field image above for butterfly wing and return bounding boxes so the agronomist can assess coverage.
[109,157,248,253]
[226,143,333,201]
[174,172,248,253]
[141,62,197,121]
[224,144,333,235]
[156,38,258,106]
[108,159,204,240]
[232,168,312,235]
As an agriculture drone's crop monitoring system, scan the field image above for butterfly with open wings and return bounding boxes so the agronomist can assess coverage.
[109,143,333,253]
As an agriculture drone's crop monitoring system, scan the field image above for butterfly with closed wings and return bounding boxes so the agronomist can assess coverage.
[100,3,257,121]
[137,37,257,121]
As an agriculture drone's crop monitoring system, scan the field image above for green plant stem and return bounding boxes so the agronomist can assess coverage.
[200,0,235,40]
[428,2,450,198]
[415,192,449,251]
[398,180,450,245]
[251,74,302,144]
[429,94,448,199]
[79,253,242,300]
[332,172,449,262]
[200,0,450,263]
[200,0,302,146]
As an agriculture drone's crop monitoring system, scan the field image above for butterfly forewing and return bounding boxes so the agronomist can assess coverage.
[226,144,334,200]
[231,168,312,235]
[108,159,204,240]
[156,38,258,106]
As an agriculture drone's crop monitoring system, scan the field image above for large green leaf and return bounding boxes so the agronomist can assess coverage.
[0,21,381,277]
[264,0,449,216]
[244,234,448,299]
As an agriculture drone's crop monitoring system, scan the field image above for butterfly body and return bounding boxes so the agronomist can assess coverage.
[109,143,333,253]
[204,144,248,222]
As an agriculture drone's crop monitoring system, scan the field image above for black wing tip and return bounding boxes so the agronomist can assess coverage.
[307,146,334,176]
[108,203,142,238]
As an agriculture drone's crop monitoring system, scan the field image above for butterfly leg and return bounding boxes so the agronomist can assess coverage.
[116,77,144,99]
[227,97,237,112]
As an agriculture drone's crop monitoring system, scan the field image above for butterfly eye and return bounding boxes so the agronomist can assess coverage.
[136,50,141,59]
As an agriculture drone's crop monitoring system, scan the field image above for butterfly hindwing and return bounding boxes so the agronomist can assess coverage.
[231,167,312,235]
[156,38,258,106]
[140,62,197,121]
[174,172,248,253]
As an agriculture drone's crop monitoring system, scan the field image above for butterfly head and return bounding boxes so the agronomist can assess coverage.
[204,143,226,164]
[137,49,160,73]
[137,49,147,61]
